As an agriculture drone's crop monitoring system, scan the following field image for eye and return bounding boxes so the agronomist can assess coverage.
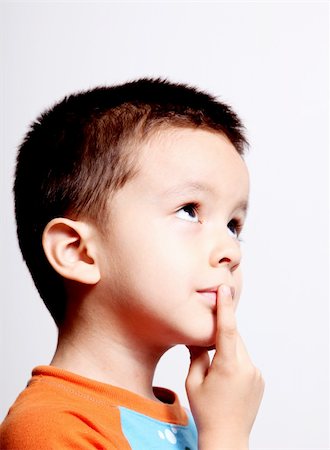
[227,219,243,240]
[175,203,199,223]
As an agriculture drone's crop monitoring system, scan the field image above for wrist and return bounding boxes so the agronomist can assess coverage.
[198,434,249,450]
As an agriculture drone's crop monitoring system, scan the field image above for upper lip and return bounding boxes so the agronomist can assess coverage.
[197,286,236,298]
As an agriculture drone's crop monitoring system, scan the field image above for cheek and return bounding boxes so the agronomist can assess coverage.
[108,224,189,284]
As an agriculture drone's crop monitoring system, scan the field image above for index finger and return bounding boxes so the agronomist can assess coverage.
[214,284,238,363]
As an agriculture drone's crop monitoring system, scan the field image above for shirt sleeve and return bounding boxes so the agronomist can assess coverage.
[0,408,127,450]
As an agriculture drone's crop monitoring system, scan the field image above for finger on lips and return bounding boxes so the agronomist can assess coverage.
[215,284,238,359]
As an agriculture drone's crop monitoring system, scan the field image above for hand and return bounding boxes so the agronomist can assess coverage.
[185,285,265,450]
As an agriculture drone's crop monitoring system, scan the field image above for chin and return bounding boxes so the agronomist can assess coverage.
[183,331,216,349]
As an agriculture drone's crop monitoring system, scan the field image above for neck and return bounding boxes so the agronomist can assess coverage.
[51,311,168,402]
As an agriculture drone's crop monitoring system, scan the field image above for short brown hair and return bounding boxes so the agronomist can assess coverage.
[14,78,248,325]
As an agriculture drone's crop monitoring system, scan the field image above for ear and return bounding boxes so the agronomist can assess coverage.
[42,218,101,285]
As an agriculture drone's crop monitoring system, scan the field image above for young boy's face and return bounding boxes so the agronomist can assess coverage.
[95,127,249,349]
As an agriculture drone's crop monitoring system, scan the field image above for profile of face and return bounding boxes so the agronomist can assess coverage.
[95,128,250,350]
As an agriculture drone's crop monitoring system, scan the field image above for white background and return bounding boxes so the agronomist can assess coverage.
[0,2,329,449]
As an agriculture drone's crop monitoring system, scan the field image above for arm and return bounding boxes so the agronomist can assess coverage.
[185,284,265,450]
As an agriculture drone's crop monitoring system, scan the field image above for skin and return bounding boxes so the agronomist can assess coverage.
[45,127,264,449]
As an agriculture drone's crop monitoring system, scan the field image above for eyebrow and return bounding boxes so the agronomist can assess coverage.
[162,181,249,216]
[235,199,249,217]
[162,181,212,196]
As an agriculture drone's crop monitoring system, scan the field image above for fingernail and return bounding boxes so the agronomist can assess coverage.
[220,285,231,296]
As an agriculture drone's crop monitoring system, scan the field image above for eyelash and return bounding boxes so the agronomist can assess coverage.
[176,202,244,241]
[227,218,244,242]
[177,202,201,223]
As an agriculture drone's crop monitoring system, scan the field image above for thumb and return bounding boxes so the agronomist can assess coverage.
[185,346,210,394]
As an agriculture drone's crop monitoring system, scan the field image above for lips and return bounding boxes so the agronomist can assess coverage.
[197,286,236,302]
[198,291,217,303]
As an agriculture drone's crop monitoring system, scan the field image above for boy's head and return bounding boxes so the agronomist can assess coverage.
[14,78,248,328]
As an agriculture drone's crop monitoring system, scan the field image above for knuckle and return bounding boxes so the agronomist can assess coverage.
[185,377,196,393]
[259,372,266,388]
[223,329,237,340]
[251,367,265,390]
[185,378,192,391]
[244,363,260,379]
[254,367,264,382]
[214,359,237,376]
[222,321,237,338]
[243,365,255,379]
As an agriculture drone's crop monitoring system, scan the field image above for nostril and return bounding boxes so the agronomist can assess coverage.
[219,257,231,264]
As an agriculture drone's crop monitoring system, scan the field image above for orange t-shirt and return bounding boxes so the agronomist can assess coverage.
[0,366,197,449]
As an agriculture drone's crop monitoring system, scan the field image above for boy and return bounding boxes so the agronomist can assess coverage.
[0,78,264,449]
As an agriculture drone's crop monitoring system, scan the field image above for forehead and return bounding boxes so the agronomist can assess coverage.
[134,127,249,201]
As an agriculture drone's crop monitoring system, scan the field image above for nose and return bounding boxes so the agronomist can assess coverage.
[209,229,242,271]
